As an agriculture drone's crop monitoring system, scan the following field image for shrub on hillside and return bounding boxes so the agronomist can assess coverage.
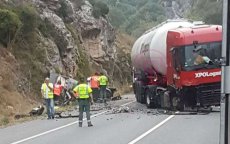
[0,9,21,47]
[16,5,38,37]
[88,0,96,6]
[58,0,68,19]
[92,1,109,18]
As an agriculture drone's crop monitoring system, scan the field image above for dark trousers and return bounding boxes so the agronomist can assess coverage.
[78,99,91,123]
[100,85,107,103]
[92,88,99,100]
[54,94,60,105]
[45,98,54,118]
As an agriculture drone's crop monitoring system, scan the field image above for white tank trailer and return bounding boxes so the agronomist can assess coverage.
[131,19,195,75]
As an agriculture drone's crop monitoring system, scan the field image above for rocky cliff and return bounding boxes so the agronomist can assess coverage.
[0,0,133,125]
[32,0,132,84]
[161,0,193,19]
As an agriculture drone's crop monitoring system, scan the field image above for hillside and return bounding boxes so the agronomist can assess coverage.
[0,0,134,125]
[185,0,223,24]
[91,0,166,37]
[92,0,222,37]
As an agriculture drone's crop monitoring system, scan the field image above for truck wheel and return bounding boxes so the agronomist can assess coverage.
[140,95,146,104]
[176,98,185,111]
[135,82,140,102]
[139,84,145,104]
[133,83,136,94]
[136,81,145,103]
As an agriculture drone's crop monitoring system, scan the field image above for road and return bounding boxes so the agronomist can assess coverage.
[0,94,220,144]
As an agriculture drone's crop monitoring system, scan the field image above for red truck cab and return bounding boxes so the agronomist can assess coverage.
[166,25,222,107]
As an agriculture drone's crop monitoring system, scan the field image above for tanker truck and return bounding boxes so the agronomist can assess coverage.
[131,19,222,110]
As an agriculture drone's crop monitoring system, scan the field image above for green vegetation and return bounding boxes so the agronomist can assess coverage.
[38,18,54,38]
[0,9,21,47]
[0,117,9,126]
[1,4,47,95]
[57,0,68,19]
[186,0,223,24]
[17,5,38,35]
[89,0,110,18]
[65,23,92,80]
[89,0,223,37]
[89,0,166,37]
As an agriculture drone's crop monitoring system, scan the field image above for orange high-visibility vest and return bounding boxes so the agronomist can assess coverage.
[90,76,99,88]
[53,84,62,96]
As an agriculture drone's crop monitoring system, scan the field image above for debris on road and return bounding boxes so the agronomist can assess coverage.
[105,106,133,115]
[112,106,130,114]
[55,111,79,118]
[91,105,104,111]
[29,105,44,116]
[14,114,29,120]
[15,105,45,120]
[111,94,121,101]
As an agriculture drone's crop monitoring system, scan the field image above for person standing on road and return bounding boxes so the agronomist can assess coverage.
[73,78,94,127]
[98,72,108,105]
[53,80,63,105]
[41,77,55,119]
[88,72,100,101]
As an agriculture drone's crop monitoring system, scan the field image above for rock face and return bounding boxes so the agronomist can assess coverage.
[30,0,131,88]
[162,0,193,19]
[28,0,131,89]
[33,0,78,75]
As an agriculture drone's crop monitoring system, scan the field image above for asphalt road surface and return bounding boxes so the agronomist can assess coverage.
[0,94,220,144]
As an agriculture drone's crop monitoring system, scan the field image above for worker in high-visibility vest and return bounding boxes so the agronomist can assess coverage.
[88,72,100,101]
[41,77,55,119]
[98,72,108,105]
[53,80,63,105]
[73,78,94,127]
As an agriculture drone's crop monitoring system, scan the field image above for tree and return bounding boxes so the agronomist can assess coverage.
[58,0,68,19]
[92,1,109,18]
[17,5,38,36]
[187,0,223,24]
[0,9,21,48]
[108,7,126,28]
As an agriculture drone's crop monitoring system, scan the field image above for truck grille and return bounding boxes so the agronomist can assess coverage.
[197,83,221,106]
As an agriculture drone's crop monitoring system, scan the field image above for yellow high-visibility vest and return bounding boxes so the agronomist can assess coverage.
[99,75,108,86]
[41,83,54,99]
[74,84,92,99]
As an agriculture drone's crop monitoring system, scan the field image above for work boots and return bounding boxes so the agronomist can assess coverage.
[88,122,93,127]
[79,122,82,127]
[79,121,93,127]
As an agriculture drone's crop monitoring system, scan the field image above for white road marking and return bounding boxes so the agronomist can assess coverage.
[11,100,136,144]
[128,112,178,144]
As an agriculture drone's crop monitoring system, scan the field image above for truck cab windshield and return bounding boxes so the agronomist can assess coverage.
[179,42,221,71]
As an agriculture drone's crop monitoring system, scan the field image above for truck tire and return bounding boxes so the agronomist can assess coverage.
[139,84,146,104]
[135,81,145,104]
[133,83,136,94]
[135,82,140,102]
